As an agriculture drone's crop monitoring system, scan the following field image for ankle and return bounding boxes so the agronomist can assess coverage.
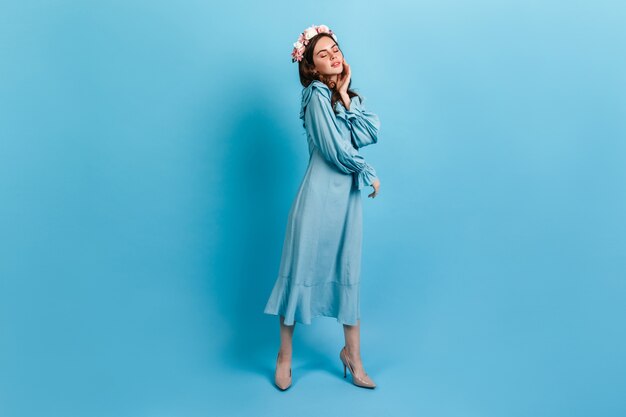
[278,349,292,361]
[344,346,361,360]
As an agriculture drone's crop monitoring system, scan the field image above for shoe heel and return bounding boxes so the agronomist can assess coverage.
[339,346,376,389]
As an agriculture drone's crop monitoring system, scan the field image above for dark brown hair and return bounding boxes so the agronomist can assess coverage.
[298,33,359,113]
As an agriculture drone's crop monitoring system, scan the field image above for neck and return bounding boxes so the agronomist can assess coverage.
[319,74,339,89]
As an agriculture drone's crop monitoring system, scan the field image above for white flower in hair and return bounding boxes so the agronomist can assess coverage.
[303,26,318,40]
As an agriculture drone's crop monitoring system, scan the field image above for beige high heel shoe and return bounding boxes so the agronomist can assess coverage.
[274,352,292,390]
[339,346,376,389]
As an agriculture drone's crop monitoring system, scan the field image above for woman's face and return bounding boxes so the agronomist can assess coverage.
[312,36,344,76]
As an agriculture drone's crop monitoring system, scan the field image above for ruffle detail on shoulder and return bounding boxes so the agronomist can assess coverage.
[300,80,332,126]
[334,94,380,148]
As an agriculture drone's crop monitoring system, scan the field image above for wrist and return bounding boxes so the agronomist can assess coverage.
[340,92,350,109]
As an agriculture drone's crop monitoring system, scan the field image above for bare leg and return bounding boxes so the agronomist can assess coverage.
[342,319,373,382]
[276,315,294,377]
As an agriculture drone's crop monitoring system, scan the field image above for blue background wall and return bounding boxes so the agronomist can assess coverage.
[1,1,625,416]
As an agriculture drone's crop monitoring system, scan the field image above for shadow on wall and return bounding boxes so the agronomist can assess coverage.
[208,84,306,374]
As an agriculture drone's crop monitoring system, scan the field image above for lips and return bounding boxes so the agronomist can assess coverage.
[332,62,341,67]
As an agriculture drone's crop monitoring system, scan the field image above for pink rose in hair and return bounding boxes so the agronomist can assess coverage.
[316,25,331,34]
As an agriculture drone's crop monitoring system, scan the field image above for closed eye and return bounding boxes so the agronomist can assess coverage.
[321,48,340,58]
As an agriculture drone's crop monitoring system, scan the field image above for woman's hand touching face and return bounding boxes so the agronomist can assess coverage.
[336,60,351,95]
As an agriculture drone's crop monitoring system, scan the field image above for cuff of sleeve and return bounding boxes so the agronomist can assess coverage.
[345,96,364,119]
[354,163,378,191]
[335,95,364,122]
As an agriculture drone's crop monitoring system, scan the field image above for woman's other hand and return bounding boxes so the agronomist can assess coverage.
[368,178,380,198]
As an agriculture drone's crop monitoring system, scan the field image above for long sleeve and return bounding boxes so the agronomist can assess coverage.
[304,89,378,190]
[335,94,380,149]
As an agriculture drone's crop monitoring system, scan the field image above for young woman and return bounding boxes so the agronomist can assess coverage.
[263,24,381,390]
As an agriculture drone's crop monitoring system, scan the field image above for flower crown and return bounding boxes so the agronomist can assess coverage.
[291,24,337,63]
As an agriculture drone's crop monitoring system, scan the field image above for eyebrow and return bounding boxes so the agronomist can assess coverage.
[316,43,338,56]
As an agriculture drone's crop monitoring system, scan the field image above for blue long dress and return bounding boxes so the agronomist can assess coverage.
[263,80,380,325]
